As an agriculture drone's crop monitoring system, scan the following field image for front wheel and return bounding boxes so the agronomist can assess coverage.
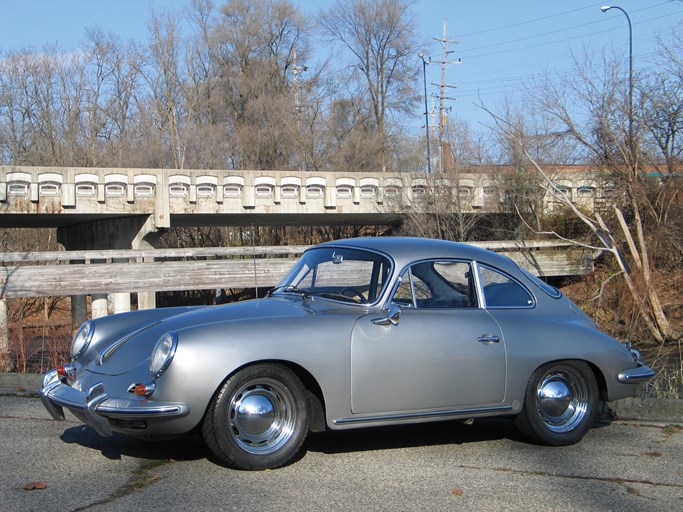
[202,364,309,470]
[515,361,597,446]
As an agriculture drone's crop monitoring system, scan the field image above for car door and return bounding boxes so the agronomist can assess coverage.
[350,260,507,415]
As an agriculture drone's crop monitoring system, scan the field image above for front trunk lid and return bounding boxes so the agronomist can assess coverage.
[85,298,311,376]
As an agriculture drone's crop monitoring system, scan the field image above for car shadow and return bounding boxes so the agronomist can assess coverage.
[60,419,517,467]
[305,417,521,456]
[60,425,208,462]
[60,416,612,467]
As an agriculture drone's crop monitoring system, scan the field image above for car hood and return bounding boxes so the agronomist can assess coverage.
[86,297,317,376]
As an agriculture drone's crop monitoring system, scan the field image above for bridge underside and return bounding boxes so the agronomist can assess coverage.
[0,212,408,228]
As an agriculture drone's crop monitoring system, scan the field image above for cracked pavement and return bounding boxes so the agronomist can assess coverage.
[1,395,682,511]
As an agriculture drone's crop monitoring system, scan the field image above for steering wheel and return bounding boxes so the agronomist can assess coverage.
[340,287,367,303]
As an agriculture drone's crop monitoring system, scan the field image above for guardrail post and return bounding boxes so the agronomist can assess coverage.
[92,294,108,319]
[0,298,11,371]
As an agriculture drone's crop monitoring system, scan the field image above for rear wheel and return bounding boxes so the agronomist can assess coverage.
[515,361,597,446]
[202,364,309,470]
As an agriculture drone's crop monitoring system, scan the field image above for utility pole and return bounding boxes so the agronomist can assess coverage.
[419,53,432,173]
[291,47,308,122]
[431,18,460,173]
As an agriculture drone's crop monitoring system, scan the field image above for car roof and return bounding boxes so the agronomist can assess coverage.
[317,237,522,275]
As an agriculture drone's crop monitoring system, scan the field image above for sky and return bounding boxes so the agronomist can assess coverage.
[1,0,681,132]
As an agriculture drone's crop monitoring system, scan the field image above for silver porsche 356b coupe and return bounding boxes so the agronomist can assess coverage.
[40,237,654,470]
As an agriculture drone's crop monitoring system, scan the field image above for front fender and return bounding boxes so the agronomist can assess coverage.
[152,314,359,432]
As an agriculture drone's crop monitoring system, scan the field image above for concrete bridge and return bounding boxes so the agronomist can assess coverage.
[0,165,610,233]
[0,164,607,302]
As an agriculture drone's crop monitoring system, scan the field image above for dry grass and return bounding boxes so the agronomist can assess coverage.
[563,263,683,399]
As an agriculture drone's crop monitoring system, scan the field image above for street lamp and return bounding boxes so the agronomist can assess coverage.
[419,53,432,173]
[601,5,633,150]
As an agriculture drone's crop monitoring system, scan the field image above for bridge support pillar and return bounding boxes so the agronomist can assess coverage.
[57,215,162,320]
[71,295,87,326]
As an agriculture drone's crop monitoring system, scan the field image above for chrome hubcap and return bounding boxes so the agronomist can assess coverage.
[229,378,297,454]
[535,367,588,433]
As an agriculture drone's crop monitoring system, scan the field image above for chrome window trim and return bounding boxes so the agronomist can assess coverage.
[388,258,480,310]
[278,245,394,308]
[519,267,562,299]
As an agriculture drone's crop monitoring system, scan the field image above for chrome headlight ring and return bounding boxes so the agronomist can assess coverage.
[71,321,94,360]
[150,332,178,378]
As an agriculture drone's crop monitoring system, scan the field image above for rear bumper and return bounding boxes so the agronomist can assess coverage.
[40,369,190,436]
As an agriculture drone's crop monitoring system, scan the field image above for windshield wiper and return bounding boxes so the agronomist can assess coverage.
[268,285,310,298]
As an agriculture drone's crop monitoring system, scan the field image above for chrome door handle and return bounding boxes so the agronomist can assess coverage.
[478,334,500,344]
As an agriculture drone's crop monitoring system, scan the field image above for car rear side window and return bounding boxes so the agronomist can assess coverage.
[479,265,534,308]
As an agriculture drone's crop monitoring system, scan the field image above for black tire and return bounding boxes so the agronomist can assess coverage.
[202,364,309,470]
[514,360,597,446]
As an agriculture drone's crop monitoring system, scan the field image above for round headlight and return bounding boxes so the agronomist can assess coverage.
[71,321,94,360]
[150,332,178,378]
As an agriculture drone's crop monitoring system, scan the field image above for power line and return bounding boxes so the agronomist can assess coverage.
[459,12,681,60]
[453,1,600,38]
[454,48,668,100]
[454,1,673,40]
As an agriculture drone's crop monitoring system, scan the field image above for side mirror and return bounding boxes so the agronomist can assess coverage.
[371,303,401,326]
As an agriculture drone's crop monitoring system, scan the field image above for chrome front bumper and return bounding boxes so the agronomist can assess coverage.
[40,369,190,437]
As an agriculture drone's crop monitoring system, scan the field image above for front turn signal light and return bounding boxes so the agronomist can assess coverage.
[129,382,156,397]
[56,364,77,381]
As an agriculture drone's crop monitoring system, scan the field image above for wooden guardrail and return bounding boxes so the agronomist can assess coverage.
[0,241,599,299]
[0,246,307,298]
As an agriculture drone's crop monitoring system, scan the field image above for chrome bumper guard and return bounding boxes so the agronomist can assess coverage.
[40,369,190,437]
[617,363,656,384]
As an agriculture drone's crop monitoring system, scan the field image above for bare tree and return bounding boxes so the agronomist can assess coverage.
[208,0,309,169]
[319,0,420,171]
[510,42,683,343]
[0,48,63,166]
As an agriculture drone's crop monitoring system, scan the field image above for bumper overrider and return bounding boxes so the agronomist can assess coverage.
[617,345,655,384]
[40,369,190,437]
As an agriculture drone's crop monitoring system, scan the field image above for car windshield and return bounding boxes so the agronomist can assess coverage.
[273,247,392,305]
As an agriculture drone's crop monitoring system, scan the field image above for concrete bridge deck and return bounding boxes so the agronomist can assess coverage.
[0,165,611,229]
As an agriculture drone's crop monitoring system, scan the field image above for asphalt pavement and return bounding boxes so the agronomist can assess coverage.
[1,393,682,512]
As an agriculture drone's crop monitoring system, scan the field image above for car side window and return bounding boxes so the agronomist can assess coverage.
[392,260,477,309]
[479,265,534,308]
